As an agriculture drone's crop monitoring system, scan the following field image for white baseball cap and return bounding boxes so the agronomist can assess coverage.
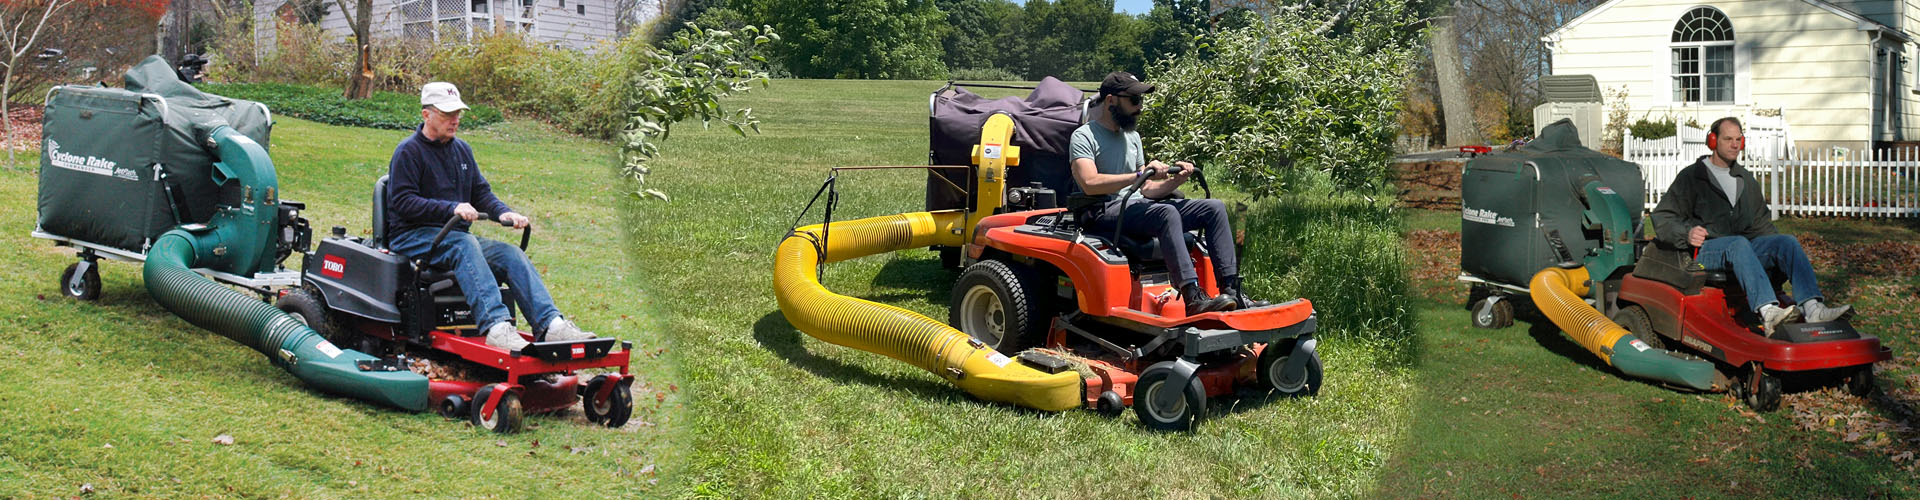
[421,82,469,113]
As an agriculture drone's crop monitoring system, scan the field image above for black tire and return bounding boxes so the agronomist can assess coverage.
[1610,304,1665,351]
[1095,391,1125,417]
[949,260,1050,353]
[59,262,101,301]
[275,287,354,349]
[1133,364,1206,432]
[1843,366,1876,397]
[438,395,469,419]
[1471,297,1513,329]
[1258,339,1323,397]
[1744,371,1783,412]
[582,375,634,428]
[471,387,523,434]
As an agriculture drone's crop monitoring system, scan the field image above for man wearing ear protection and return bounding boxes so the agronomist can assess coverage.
[1651,117,1851,334]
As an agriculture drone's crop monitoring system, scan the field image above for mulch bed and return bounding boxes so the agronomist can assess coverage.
[3,104,42,153]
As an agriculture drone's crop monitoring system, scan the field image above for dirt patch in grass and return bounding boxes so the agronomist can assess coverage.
[1406,229,1462,302]
[3,104,42,152]
[1394,160,1463,210]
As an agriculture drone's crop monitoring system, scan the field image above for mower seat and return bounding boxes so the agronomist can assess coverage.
[1111,232,1203,263]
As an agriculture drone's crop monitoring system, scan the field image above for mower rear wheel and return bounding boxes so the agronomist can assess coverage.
[950,260,1049,353]
[1258,339,1322,397]
[471,387,524,433]
[1134,363,1206,431]
[59,263,101,301]
[582,375,634,428]
[275,287,354,350]
[1471,296,1513,329]
[1611,305,1664,351]
[1844,366,1876,397]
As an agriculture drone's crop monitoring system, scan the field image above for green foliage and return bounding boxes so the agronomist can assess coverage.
[195,82,504,130]
[1140,0,1420,196]
[1240,189,1415,365]
[753,0,946,79]
[619,24,778,200]
[946,67,1021,81]
[425,30,626,138]
[1629,117,1677,140]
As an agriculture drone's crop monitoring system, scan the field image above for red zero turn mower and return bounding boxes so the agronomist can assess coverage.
[275,176,634,433]
[952,163,1321,431]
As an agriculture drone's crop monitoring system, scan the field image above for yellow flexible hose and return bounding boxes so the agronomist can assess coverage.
[1530,267,1717,390]
[773,210,1083,411]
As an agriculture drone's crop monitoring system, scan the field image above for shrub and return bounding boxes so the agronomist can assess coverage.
[1237,187,1415,366]
[1140,0,1420,197]
[947,67,1021,82]
[1628,117,1676,140]
[196,82,503,130]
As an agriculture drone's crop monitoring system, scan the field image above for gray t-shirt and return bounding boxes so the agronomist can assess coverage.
[1068,122,1144,201]
[1707,163,1740,207]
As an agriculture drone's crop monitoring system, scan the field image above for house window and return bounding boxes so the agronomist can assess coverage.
[470,0,486,14]
[576,4,584,14]
[1671,7,1735,104]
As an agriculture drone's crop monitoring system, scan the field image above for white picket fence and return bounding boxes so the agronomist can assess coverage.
[1623,130,1920,217]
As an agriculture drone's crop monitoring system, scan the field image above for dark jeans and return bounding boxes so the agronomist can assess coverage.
[1695,234,1823,312]
[1087,197,1237,286]
[387,227,561,333]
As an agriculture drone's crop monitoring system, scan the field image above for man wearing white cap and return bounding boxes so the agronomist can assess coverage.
[384,82,595,351]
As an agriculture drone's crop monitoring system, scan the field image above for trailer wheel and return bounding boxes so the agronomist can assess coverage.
[1610,305,1664,350]
[1258,339,1322,398]
[1134,363,1206,432]
[582,375,633,428]
[1843,366,1876,397]
[471,387,523,434]
[1471,296,1513,329]
[438,395,469,419]
[59,262,101,301]
[950,260,1048,353]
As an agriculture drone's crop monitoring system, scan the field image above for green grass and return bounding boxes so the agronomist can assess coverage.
[0,118,677,497]
[1376,209,1920,498]
[625,79,1414,498]
[196,82,506,130]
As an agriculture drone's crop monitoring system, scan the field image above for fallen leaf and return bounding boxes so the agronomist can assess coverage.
[494,440,508,447]
[101,443,112,449]
[80,483,94,494]
[530,439,540,448]
[639,464,655,474]
[212,434,234,446]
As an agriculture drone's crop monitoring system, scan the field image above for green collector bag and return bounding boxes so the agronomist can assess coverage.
[1459,119,1646,288]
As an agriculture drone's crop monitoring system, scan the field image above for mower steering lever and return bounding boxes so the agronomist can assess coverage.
[421,212,528,266]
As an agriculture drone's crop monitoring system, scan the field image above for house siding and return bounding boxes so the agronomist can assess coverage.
[1551,0,1878,148]
[253,0,620,53]
[532,0,619,50]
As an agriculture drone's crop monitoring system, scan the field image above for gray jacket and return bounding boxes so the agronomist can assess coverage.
[1650,156,1777,248]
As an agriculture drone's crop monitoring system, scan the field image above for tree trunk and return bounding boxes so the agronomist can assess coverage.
[1432,11,1480,146]
[159,0,192,62]
[343,0,373,99]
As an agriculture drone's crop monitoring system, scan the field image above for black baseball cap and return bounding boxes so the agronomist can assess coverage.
[1099,72,1156,97]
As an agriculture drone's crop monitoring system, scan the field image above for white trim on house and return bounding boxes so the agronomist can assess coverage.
[1544,0,1915,43]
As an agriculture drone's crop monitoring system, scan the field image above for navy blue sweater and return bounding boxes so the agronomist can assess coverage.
[386,128,512,236]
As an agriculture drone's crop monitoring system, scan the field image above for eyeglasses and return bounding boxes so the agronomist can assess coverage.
[1124,95,1142,105]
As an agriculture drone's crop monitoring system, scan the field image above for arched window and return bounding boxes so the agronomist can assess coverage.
[1672,7,1736,103]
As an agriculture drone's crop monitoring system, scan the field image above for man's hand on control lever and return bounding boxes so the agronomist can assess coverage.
[455,202,481,222]
[500,212,530,229]
[1688,226,1709,247]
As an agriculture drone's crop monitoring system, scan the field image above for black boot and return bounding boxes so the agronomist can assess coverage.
[1220,276,1270,309]
[1181,282,1234,315]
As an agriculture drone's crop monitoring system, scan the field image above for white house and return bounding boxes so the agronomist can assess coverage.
[253,0,663,52]
[1543,0,1920,152]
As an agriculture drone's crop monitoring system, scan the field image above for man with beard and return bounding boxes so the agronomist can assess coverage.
[1067,72,1256,315]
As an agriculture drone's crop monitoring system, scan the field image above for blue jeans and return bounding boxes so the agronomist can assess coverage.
[387,227,561,333]
[1695,234,1823,312]
[1087,197,1238,287]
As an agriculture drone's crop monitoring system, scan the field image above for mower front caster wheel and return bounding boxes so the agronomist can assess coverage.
[1134,363,1206,432]
[1258,339,1322,397]
[59,262,101,301]
[1735,370,1783,412]
[471,387,524,433]
[438,395,469,419]
[1471,297,1513,329]
[1844,366,1876,397]
[582,375,634,428]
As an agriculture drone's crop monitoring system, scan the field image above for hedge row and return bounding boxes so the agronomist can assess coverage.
[195,82,504,130]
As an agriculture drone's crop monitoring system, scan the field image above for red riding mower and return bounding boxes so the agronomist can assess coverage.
[274,176,635,433]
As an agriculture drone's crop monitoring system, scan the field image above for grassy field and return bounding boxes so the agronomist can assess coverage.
[0,118,680,497]
[1378,210,1920,498]
[626,79,1415,498]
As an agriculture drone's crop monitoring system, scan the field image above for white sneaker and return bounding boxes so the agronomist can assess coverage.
[1802,299,1854,323]
[545,317,596,342]
[484,321,529,351]
[1758,303,1798,335]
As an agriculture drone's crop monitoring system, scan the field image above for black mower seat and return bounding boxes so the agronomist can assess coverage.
[1112,232,1202,263]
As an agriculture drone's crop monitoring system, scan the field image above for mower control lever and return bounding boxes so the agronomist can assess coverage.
[421,212,533,267]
